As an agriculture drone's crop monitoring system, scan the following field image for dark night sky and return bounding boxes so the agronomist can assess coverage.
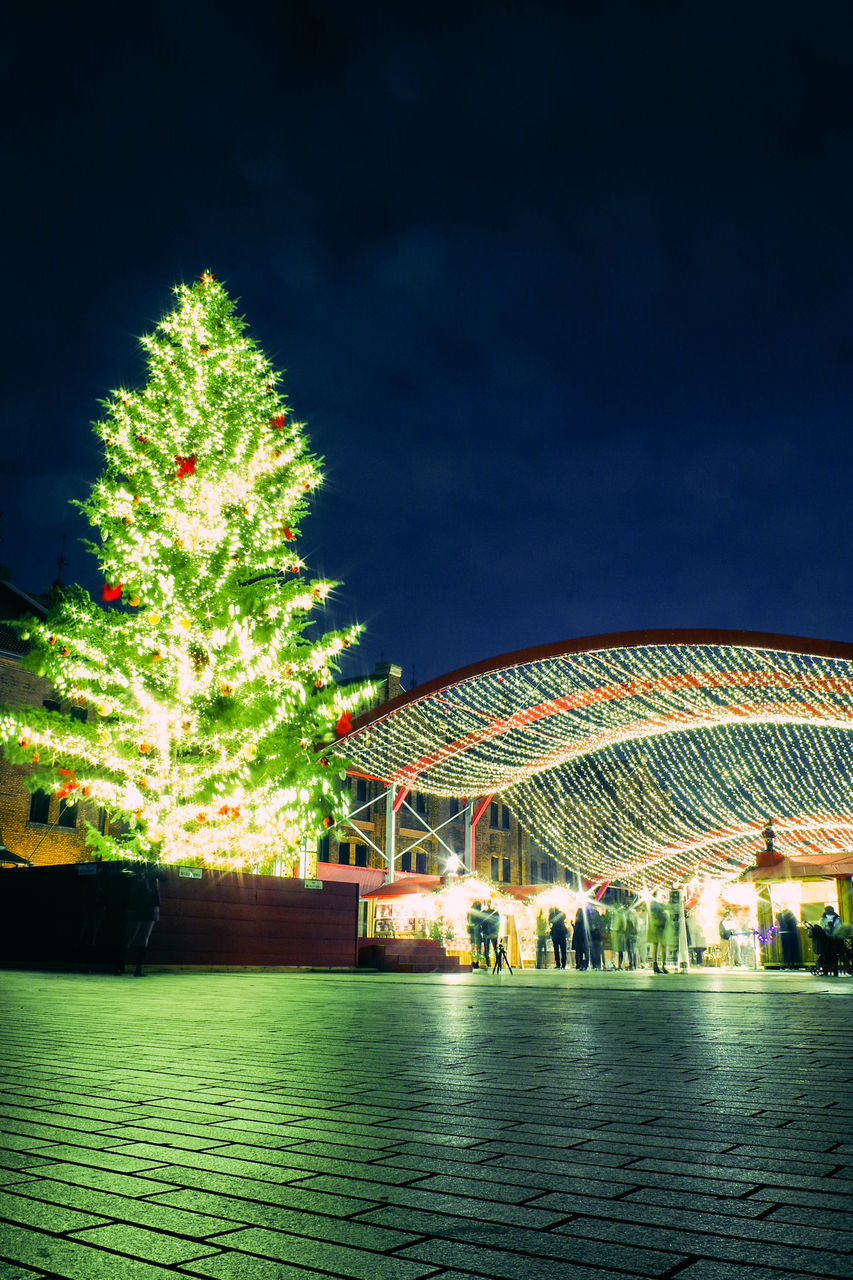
[5,1,853,688]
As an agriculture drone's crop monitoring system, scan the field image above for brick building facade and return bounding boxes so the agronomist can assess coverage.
[0,578,107,867]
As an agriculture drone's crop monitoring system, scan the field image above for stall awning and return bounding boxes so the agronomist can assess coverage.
[740,853,853,882]
[361,875,442,900]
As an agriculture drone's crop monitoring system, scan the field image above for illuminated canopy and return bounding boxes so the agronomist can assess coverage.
[338,630,853,889]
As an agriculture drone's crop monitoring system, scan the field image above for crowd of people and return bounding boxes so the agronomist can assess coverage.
[465,894,796,972]
[467,896,707,972]
[463,894,850,974]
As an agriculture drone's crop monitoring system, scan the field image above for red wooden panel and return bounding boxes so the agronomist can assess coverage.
[0,865,358,970]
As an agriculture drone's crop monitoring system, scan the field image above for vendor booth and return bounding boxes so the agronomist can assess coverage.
[739,852,853,969]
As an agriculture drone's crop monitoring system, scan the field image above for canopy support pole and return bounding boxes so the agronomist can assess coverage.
[464,795,493,875]
[384,784,397,883]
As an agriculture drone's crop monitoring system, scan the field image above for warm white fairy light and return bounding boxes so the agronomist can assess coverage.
[338,640,853,889]
[1,275,372,868]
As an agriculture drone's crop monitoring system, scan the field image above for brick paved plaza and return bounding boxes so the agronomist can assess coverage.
[0,966,851,1280]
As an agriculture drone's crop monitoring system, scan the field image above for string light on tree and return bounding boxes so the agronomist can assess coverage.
[0,274,373,868]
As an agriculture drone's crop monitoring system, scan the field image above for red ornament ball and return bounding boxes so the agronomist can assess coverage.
[335,712,353,737]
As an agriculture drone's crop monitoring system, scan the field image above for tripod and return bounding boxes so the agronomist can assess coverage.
[492,941,513,974]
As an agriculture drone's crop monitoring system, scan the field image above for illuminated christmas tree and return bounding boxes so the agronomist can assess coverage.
[1,272,370,868]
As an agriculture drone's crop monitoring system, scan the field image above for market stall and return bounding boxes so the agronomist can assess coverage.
[739,852,853,968]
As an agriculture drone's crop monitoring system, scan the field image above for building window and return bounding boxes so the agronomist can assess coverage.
[354,845,367,867]
[29,790,50,825]
[338,842,351,865]
[356,777,367,805]
[449,796,459,818]
[57,798,77,829]
[531,859,539,882]
[43,699,60,715]
[491,855,499,880]
[415,792,427,815]
[401,850,412,872]
[70,706,87,724]
[415,851,427,874]
[502,806,510,830]
[490,802,499,827]
[98,808,108,836]
[502,857,510,882]
[318,835,330,861]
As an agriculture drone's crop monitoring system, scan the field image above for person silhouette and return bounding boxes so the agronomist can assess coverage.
[647,897,669,974]
[548,906,568,969]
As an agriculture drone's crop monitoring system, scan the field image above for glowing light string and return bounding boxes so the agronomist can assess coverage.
[338,637,853,888]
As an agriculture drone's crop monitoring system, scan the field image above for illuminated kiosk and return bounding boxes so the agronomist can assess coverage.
[335,629,853,966]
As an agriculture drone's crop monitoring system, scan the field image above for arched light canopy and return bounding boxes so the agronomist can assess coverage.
[337,630,853,889]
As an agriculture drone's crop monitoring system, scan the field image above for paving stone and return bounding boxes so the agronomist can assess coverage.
[9,1178,239,1236]
[146,1177,377,1217]
[544,1190,853,1250]
[765,1202,853,1230]
[553,1213,853,1277]
[69,1223,221,1265]
[20,1144,168,1174]
[373,1142,511,1169]
[256,1137,406,1162]
[92,1125,234,1151]
[295,1173,569,1227]
[202,1227,436,1278]
[395,1236,681,1279]
[747,1184,853,1213]
[16,1161,181,1197]
[110,1139,420,1184]
[0,1222,194,1280]
[0,1132,63,1154]
[624,1186,772,1218]
[0,1157,48,1178]
[179,1254,372,1280]
[674,1264,835,1280]
[0,1190,108,1235]
[629,1156,853,1192]
[356,1203,684,1273]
